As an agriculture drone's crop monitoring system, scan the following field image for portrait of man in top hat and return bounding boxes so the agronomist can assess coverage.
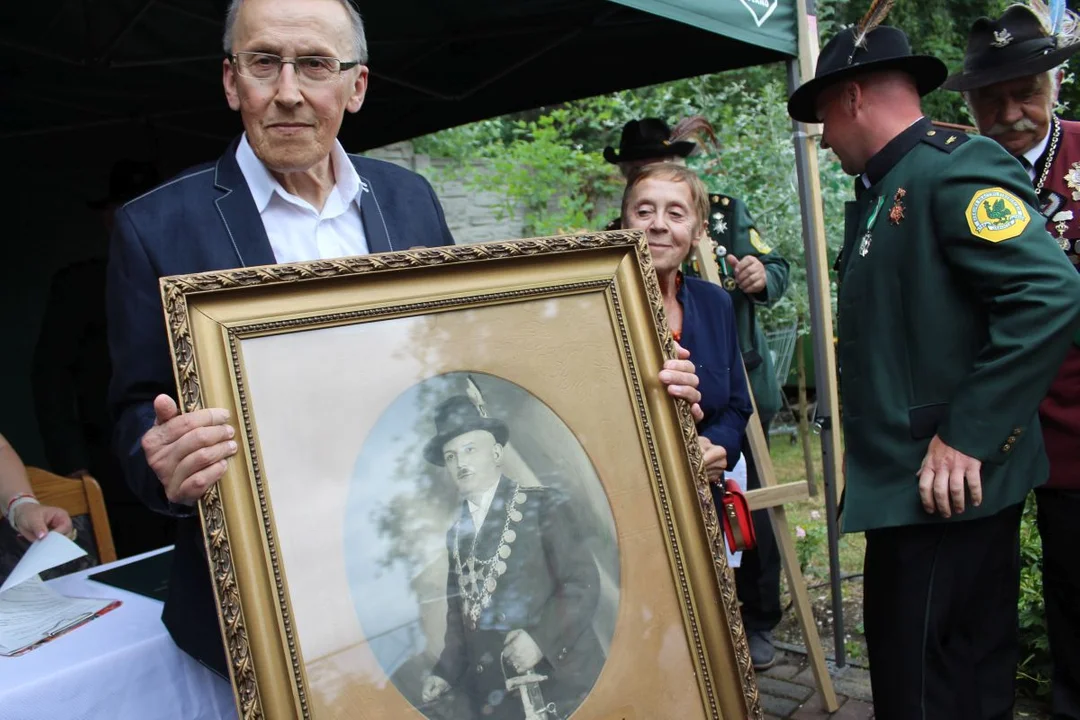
[788,10,1080,718]
[419,393,606,720]
[944,3,1080,717]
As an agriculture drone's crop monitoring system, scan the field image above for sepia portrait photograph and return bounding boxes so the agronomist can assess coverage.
[344,371,618,720]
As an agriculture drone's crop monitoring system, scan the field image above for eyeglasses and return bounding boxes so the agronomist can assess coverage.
[230,52,360,83]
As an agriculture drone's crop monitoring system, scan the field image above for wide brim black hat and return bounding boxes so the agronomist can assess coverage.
[942,6,1080,92]
[603,117,697,164]
[423,395,509,466]
[788,25,949,123]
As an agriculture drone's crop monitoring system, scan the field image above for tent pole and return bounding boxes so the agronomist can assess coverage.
[786,0,848,671]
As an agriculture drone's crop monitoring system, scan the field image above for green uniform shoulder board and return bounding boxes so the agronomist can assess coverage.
[920,128,971,154]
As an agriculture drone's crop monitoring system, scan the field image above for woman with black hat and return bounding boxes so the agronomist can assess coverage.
[620,161,754,510]
[606,117,792,669]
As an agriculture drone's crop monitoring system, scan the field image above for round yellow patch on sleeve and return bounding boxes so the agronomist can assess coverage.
[749,228,772,254]
[965,187,1030,242]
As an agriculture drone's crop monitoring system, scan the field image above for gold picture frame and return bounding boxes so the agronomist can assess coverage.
[160,230,761,720]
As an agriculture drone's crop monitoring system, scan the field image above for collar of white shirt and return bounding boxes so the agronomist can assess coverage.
[1021,128,1052,181]
[235,133,363,216]
[467,480,501,531]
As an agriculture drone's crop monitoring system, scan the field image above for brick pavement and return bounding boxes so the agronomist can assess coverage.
[756,650,874,720]
[755,649,1051,719]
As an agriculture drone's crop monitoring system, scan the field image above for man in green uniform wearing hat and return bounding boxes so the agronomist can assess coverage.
[604,117,791,669]
[788,16,1080,718]
[944,4,1080,717]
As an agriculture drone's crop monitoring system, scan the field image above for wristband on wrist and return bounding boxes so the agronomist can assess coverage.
[4,492,36,518]
[5,495,40,534]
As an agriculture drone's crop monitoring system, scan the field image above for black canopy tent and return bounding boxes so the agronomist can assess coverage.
[2,0,795,155]
[1,0,849,672]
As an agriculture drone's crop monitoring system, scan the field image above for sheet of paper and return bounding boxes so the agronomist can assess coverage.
[0,531,87,595]
[0,576,113,655]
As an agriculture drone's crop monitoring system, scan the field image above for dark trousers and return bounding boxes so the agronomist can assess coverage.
[1036,488,1080,720]
[735,414,782,632]
[863,503,1023,720]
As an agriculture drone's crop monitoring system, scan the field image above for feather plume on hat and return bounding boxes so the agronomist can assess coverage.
[1026,0,1080,48]
[848,0,897,63]
[668,115,720,154]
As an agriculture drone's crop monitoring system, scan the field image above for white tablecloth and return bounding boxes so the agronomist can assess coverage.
[0,546,238,720]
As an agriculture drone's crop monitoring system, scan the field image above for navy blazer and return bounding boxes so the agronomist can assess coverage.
[677,275,754,468]
[105,136,455,677]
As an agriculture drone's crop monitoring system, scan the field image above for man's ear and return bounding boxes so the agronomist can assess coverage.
[223,58,241,111]
[347,66,369,114]
[843,82,860,115]
[492,443,504,463]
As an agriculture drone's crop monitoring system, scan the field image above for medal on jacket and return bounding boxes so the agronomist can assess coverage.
[858,195,886,257]
[1053,210,1074,250]
[1066,162,1080,202]
[715,243,738,290]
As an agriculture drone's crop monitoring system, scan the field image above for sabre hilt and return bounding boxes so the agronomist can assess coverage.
[501,654,557,719]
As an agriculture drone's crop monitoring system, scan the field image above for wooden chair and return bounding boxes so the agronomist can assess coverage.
[26,467,117,564]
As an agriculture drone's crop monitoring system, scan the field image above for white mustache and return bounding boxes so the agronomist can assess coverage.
[986,118,1039,136]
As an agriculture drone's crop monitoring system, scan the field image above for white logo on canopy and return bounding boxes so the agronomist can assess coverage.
[738,0,779,27]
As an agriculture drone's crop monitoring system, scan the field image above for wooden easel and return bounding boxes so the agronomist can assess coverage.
[693,241,840,712]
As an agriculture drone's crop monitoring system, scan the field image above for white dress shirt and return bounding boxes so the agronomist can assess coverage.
[467,482,501,531]
[1021,128,1052,182]
[235,134,369,263]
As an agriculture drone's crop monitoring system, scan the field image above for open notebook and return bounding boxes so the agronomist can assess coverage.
[0,532,120,656]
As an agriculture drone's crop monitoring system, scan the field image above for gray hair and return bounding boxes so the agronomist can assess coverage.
[962,66,1063,108]
[222,0,369,64]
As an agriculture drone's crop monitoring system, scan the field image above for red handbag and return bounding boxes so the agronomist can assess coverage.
[719,479,757,551]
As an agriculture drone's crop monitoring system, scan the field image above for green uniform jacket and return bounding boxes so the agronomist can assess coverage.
[706,194,791,418]
[836,118,1080,533]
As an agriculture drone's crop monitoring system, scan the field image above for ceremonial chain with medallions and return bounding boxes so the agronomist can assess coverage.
[1035,116,1061,199]
[454,485,527,629]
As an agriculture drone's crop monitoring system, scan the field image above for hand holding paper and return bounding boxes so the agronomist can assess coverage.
[0,532,119,656]
[1,531,87,595]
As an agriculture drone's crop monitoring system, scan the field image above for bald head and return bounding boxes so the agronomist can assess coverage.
[816,70,925,176]
[858,70,922,111]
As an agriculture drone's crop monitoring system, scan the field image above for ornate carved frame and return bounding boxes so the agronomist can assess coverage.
[160,230,761,720]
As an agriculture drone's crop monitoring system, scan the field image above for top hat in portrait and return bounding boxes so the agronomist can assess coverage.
[942,4,1080,92]
[602,118,697,164]
[423,395,510,466]
[88,159,161,209]
[787,23,949,123]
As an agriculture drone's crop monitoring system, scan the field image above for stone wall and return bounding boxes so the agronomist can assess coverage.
[363,141,526,245]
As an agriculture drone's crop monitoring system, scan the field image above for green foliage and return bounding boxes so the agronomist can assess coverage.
[1017,493,1051,697]
[414,67,851,334]
[795,517,828,575]
[416,105,624,236]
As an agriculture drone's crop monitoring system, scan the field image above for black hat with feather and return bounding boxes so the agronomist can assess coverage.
[942,1,1080,92]
[787,0,948,123]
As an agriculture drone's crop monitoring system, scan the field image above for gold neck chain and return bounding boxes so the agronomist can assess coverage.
[1034,116,1061,198]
